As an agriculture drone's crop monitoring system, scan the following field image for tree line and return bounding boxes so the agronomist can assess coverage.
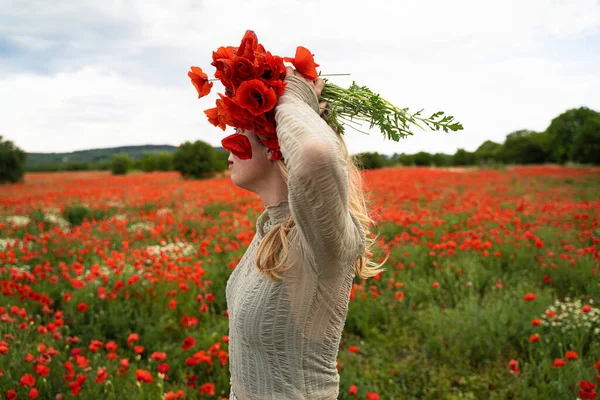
[1,106,598,183]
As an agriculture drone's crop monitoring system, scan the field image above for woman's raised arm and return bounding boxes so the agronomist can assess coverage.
[274,73,364,275]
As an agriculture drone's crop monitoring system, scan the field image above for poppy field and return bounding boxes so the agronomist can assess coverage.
[1,165,599,399]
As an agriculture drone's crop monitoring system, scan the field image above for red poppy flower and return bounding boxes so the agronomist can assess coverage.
[19,373,36,387]
[348,345,360,353]
[566,351,579,360]
[219,94,255,130]
[553,358,566,368]
[221,132,252,160]
[188,66,213,98]
[182,336,196,350]
[127,333,139,346]
[579,380,598,399]
[236,30,259,60]
[284,46,320,80]
[348,385,358,395]
[29,388,39,399]
[96,367,109,384]
[151,352,166,361]
[256,51,286,83]
[523,293,536,301]
[136,369,153,383]
[235,79,277,116]
[212,46,235,64]
[205,99,228,130]
[230,56,256,88]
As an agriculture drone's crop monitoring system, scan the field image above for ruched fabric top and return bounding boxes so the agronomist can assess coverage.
[225,75,367,400]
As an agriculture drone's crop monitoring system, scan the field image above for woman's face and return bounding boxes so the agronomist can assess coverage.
[227,129,274,192]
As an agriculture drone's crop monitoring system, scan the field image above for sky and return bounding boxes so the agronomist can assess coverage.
[1,0,599,156]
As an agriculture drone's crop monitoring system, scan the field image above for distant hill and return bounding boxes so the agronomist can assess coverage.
[26,144,225,168]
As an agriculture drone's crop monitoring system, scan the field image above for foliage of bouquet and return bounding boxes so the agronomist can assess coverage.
[188,30,463,161]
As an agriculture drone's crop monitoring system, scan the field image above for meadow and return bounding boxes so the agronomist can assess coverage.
[0,165,599,399]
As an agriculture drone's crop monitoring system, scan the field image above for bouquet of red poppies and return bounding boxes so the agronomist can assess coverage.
[188,30,462,161]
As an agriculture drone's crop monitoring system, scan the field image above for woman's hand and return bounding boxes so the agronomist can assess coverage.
[285,66,328,117]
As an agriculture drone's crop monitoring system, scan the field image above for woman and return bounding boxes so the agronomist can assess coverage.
[225,66,385,400]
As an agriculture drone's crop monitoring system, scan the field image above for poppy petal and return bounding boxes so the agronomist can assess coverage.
[221,133,252,160]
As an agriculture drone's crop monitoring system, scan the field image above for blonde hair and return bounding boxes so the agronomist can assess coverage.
[255,125,388,281]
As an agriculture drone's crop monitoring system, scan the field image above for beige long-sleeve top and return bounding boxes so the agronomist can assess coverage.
[225,75,367,400]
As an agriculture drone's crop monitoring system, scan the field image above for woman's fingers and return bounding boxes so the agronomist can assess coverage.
[319,101,328,116]
[314,78,324,98]
[285,66,323,100]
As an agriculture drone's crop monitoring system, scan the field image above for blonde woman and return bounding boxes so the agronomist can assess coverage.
[225,66,385,400]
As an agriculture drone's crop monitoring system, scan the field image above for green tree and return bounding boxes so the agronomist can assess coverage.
[475,140,502,164]
[545,107,600,163]
[396,153,415,166]
[140,154,158,172]
[155,152,174,171]
[413,151,433,166]
[0,135,26,183]
[173,140,222,179]
[352,152,387,170]
[452,148,476,166]
[110,154,132,175]
[499,130,550,165]
[431,153,452,167]
[570,116,600,164]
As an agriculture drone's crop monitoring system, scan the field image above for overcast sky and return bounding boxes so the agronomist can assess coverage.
[1,0,599,156]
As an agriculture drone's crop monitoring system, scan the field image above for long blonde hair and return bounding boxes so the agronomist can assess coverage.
[255,126,388,281]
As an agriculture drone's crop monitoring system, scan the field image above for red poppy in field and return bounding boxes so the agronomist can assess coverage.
[158,363,170,374]
[200,382,216,395]
[69,374,86,395]
[348,385,358,395]
[221,132,252,160]
[348,345,360,353]
[164,390,185,400]
[96,367,108,384]
[19,373,36,386]
[284,46,320,80]
[566,351,579,360]
[76,302,88,312]
[529,334,540,343]
[579,380,597,399]
[531,318,541,326]
[523,293,536,301]
[5,390,16,400]
[29,388,39,399]
[235,79,277,116]
[151,351,166,361]
[583,305,592,313]
[188,66,213,99]
[553,358,566,368]
[182,336,196,350]
[106,340,118,352]
[181,314,198,329]
[366,393,380,400]
[136,369,153,383]
[127,333,139,346]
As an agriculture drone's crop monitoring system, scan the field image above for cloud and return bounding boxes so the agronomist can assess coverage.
[1,0,599,155]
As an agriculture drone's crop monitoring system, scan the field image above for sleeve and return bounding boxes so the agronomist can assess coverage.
[274,75,365,275]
